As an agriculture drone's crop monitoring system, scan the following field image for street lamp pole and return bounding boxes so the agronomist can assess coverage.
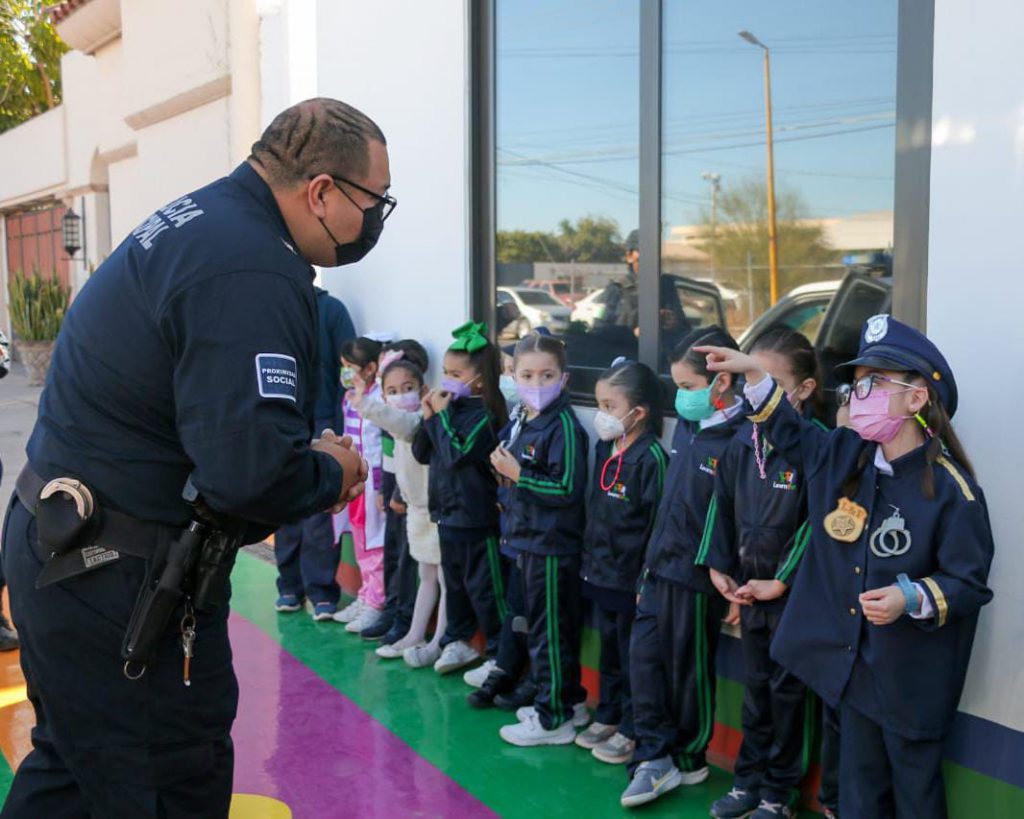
[739,30,779,305]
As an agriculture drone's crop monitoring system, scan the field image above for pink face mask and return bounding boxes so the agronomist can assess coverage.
[848,389,912,443]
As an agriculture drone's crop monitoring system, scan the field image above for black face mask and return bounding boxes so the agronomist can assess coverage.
[320,199,385,267]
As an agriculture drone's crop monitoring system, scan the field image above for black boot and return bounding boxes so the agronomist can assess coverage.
[493,678,537,711]
[0,614,18,652]
[467,670,515,709]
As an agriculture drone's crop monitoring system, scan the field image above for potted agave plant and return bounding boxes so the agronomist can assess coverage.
[9,270,70,386]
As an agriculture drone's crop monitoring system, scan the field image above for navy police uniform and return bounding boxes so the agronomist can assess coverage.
[1,163,343,817]
[274,287,356,609]
[629,406,744,775]
[500,392,589,730]
[413,396,504,655]
[581,431,667,740]
[699,415,826,806]
[752,316,994,819]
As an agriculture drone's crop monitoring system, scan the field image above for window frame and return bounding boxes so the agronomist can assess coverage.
[470,0,934,398]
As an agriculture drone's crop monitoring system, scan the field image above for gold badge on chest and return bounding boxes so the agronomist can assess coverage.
[824,498,868,543]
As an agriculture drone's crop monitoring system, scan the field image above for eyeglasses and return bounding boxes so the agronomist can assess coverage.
[331,175,397,222]
[836,374,920,407]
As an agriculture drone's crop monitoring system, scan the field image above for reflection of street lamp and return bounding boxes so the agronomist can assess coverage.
[738,30,779,305]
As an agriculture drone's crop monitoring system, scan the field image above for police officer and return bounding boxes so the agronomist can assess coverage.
[1,98,391,817]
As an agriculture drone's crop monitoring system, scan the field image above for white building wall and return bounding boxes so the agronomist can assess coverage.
[0,108,66,207]
[928,0,1024,732]
[305,0,472,372]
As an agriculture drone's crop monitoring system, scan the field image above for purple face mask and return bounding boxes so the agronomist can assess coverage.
[441,376,474,401]
[517,381,564,413]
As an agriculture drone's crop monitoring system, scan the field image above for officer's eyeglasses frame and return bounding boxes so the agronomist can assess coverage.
[836,374,920,407]
[331,175,397,222]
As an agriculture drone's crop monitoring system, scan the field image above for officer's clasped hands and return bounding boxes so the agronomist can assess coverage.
[313,430,368,513]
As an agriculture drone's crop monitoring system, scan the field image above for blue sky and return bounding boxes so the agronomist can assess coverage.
[496,0,898,237]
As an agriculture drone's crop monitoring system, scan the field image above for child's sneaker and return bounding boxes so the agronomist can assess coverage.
[499,712,576,747]
[462,658,496,688]
[750,801,793,819]
[403,643,442,668]
[710,787,761,818]
[274,594,304,613]
[620,757,682,808]
[494,679,537,711]
[346,605,382,634]
[375,642,404,659]
[592,732,636,765]
[433,641,480,674]
[360,614,394,641]
[311,602,337,621]
[467,670,515,709]
[516,702,590,728]
[679,766,710,785]
[333,599,363,623]
[574,722,617,750]
[822,809,838,819]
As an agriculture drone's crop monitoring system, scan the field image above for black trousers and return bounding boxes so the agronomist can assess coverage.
[593,600,636,738]
[439,534,505,656]
[1,498,236,819]
[381,507,417,632]
[839,703,947,819]
[495,555,530,680]
[630,573,727,774]
[819,703,841,812]
[521,552,584,730]
[733,604,812,804]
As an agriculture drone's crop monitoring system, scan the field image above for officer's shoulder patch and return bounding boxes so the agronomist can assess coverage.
[255,353,298,402]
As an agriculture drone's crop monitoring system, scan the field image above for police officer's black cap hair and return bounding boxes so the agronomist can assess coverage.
[249,98,386,186]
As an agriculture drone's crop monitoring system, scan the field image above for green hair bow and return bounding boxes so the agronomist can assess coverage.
[449,321,490,353]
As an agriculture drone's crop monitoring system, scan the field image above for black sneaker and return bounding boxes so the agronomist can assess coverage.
[467,670,515,709]
[376,624,407,646]
[494,679,538,711]
[360,615,395,641]
[710,787,760,818]
[0,615,18,652]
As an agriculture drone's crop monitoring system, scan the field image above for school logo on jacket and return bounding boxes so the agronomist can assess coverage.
[521,444,537,462]
[772,469,797,491]
[699,456,719,476]
[606,481,630,502]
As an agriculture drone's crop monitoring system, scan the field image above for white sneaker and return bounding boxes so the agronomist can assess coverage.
[679,766,709,786]
[499,712,576,747]
[462,659,497,688]
[404,643,442,668]
[346,605,382,634]
[433,641,481,674]
[375,643,404,659]
[333,599,363,624]
[517,702,590,728]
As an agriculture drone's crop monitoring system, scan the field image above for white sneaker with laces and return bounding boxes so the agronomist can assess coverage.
[333,599,363,624]
[433,641,481,674]
[345,605,382,634]
[499,712,576,747]
[462,659,497,688]
[404,643,442,668]
[592,731,636,765]
[516,702,590,728]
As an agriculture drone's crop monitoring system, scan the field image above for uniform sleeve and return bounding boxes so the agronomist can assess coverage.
[412,420,434,465]
[695,439,739,575]
[913,488,995,630]
[352,393,422,441]
[516,416,588,509]
[160,271,342,525]
[424,407,497,468]
[745,378,832,477]
[774,518,813,585]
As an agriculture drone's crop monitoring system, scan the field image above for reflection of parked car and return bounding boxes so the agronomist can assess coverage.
[524,279,581,307]
[570,287,608,327]
[498,286,572,335]
[738,280,841,350]
[496,288,529,340]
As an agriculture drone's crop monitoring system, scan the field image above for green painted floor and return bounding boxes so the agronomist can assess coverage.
[231,554,816,818]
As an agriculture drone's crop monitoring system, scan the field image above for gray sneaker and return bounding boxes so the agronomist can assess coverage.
[574,721,617,750]
[620,757,682,808]
[592,731,636,765]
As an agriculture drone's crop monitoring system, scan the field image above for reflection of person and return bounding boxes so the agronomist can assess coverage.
[602,229,639,331]
[273,288,356,621]
[700,316,994,819]
[2,98,384,815]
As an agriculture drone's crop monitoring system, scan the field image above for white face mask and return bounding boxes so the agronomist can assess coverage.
[386,391,421,413]
[593,407,637,442]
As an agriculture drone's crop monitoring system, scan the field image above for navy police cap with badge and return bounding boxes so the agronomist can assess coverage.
[836,314,958,417]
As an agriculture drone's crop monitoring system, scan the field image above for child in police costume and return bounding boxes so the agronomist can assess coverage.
[621,327,747,808]
[491,332,590,747]
[699,315,994,819]
[700,329,829,819]
[575,359,667,766]
[413,322,509,674]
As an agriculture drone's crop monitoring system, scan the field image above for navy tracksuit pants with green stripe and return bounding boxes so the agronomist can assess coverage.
[522,552,584,730]
[734,603,812,805]
[440,535,507,657]
[629,572,727,775]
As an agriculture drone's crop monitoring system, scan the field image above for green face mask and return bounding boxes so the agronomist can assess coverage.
[675,374,719,422]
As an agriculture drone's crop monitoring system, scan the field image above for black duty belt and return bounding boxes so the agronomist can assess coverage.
[15,465,177,587]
